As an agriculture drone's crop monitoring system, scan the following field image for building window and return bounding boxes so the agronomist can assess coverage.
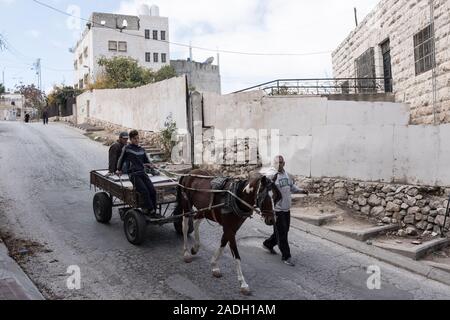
[153,52,159,63]
[145,29,150,39]
[108,41,118,51]
[414,24,435,76]
[83,46,88,58]
[153,30,158,40]
[79,54,83,65]
[145,52,151,62]
[161,31,166,41]
[118,41,127,52]
[354,47,376,93]
[161,53,166,63]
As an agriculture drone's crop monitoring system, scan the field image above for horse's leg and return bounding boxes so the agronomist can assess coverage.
[182,215,193,263]
[229,234,250,295]
[211,234,228,278]
[191,218,203,255]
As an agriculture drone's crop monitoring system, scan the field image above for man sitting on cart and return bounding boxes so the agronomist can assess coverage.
[108,131,129,174]
[116,130,161,219]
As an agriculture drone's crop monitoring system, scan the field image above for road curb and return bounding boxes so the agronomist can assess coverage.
[0,240,44,300]
[290,218,450,287]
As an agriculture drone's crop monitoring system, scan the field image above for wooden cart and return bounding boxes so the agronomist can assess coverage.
[90,170,193,245]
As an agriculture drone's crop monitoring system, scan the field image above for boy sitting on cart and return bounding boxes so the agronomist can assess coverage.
[116,130,162,219]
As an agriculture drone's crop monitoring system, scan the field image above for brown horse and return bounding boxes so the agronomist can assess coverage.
[177,169,281,295]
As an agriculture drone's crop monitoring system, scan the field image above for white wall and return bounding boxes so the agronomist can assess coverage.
[76,76,187,132]
[199,91,450,187]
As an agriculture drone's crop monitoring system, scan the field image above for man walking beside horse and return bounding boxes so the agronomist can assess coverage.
[262,155,308,266]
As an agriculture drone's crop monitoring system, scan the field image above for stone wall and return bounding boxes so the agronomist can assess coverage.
[332,0,450,124]
[86,117,162,149]
[300,177,450,237]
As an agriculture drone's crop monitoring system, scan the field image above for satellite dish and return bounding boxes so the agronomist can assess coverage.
[122,19,128,28]
[204,57,214,64]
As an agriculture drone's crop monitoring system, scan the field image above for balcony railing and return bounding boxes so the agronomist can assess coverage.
[233,78,392,96]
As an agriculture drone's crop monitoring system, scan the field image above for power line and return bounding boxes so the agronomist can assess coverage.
[32,0,332,57]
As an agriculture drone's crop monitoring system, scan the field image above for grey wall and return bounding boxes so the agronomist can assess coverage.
[171,60,221,94]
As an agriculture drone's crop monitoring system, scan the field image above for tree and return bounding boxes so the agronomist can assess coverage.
[89,56,177,89]
[0,83,5,95]
[16,84,45,110]
[47,85,81,108]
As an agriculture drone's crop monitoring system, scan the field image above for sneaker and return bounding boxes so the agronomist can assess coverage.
[283,258,295,267]
[262,244,277,254]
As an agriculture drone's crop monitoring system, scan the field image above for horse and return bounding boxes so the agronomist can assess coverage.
[177,169,282,295]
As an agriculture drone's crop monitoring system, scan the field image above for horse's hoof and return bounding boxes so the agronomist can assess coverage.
[240,287,251,296]
[212,270,222,278]
[184,255,193,263]
[191,248,198,255]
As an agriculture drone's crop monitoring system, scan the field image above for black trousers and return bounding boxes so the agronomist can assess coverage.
[131,174,157,211]
[263,211,291,260]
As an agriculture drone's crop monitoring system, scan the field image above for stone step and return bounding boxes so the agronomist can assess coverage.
[290,209,337,226]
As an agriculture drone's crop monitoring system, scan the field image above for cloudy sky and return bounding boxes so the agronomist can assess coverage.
[0,0,379,94]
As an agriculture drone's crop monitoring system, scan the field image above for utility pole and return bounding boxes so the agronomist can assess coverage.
[33,58,42,91]
[188,41,193,91]
[354,7,358,27]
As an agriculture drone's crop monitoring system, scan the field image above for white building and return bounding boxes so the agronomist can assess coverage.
[0,93,24,121]
[73,5,170,89]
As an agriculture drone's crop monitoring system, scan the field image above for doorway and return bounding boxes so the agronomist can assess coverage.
[381,39,393,93]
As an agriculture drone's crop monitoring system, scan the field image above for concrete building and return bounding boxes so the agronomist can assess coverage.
[73,4,170,89]
[171,58,221,94]
[0,93,24,121]
[332,0,450,124]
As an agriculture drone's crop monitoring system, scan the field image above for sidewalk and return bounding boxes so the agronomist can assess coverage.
[0,239,44,300]
[290,217,450,286]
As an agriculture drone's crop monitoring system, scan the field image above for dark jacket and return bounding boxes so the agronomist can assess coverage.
[108,141,126,173]
[117,144,151,175]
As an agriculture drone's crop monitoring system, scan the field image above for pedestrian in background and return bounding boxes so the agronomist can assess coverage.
[42,109,49,125]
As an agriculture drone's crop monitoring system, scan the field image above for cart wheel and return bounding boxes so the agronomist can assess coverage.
[93,192,112,223]
[124,209,147,245]
[173,204,194,235]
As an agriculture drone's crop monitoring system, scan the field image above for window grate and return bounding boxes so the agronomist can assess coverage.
[414,24,435,76]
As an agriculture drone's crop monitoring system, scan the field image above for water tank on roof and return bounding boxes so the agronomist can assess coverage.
[138,4,150,16]
[150,5,160,16]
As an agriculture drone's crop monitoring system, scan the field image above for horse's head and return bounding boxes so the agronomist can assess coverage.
[242,174,282,226]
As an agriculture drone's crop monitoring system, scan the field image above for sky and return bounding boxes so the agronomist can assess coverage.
[0,0,380,94]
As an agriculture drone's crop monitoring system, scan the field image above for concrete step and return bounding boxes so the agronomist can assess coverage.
[324,224,399,241]
[372,238,450,260]
[291,209,337,226]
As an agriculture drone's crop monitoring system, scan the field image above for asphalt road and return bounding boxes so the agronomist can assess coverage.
[0,121,450,300]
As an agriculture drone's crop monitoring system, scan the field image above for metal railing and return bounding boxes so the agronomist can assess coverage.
[232,78,392,96]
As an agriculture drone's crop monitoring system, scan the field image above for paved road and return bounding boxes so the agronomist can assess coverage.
[0,121,450,299]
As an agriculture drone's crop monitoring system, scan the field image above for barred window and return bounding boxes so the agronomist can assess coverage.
[153,52,159,63]
[108,41,117,51]
[118,41,127,52]
[153,30,158,40]
[145,52,151,62]
[161,53,166,63]
[414,24,435,75]
[161,30,166,41]
[145,29,150,39]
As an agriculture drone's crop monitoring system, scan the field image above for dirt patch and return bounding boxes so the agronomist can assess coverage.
[0,231,49,263]
[375,233,437,246]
